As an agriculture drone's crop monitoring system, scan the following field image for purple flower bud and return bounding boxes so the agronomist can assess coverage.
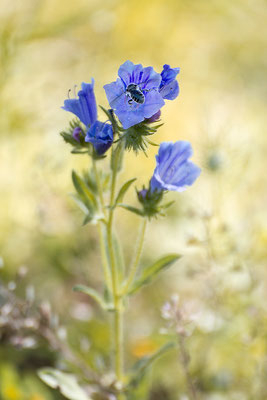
[85,120,113,155]
[72,126,82,142]
[159,64,180,101]
[145,110,161,123]
[137,188,148,202]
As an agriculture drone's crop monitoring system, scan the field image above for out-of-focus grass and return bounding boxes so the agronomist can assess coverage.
[1,0,267,398]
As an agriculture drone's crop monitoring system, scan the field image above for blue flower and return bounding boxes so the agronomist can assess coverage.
[62,80,97,127]
[104,61,165,129]
[159,64,180,100]
[85,120,113,155]
[150,141,201,192]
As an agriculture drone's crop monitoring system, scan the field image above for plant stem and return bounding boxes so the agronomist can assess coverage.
[106,146,124,388]
[177,334,198,400]
[122,218,147,294]
[92,159,107,219]
[92,160,112,289]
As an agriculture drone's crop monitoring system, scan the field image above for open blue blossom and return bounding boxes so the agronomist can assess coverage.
[159,64,180,100]
[62,80,97,127]
[85,121,113,155]
[104,61,165,129]
[150,141,201,192]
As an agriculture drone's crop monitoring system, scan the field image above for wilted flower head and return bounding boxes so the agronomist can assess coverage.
[159,64,180,100]
[85,120,113,155]
[150,141,201,192]
[62,80,97,127]
[104,60,165,129]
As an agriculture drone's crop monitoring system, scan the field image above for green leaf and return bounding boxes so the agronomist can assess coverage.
[73,285,109,310]
[72,170,98,211]
[118,204,144,217]
[128,254,181,295]
[161,201,175,209]
[38,368,90,400]
[82,214,93,226]
[129,342,176,388]
[114,179,136,206]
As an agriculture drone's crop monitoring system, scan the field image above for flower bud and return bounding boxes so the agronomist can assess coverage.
[72,126,82,142]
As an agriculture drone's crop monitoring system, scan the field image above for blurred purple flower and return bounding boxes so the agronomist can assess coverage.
[159,64,180,100]
[85,121,113,155]
[104,60,165,129]
[150,141,201,192]
[62,80,97,127]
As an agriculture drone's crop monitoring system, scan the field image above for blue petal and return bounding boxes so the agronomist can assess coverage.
[79,81,97,125]
[139,67,162,90]
[62,99,84,122]
[118,61,143,87]
[62,79,97,126]
[143,90,165,119]
[157,141,193,177]
[104,79,125,109]
[160,80,179,100]
[150,141,201,192]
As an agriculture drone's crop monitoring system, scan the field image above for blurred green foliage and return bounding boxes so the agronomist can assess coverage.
[1,0,267,398]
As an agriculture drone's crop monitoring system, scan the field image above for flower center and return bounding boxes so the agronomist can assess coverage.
[125,83,145,105]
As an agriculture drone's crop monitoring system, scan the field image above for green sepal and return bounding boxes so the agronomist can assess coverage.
[128,254,181,295]
[73,285,113,311]
[38,368,90,400]
[99,105,121,135]
[60,119,89,154]
[118,204,144,217]
[114,178,136,207]
[128,342,176,388]
[121,121,163,154]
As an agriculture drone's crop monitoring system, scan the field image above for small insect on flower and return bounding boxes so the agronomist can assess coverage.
[104,61,165,129]
[125,83,145,105]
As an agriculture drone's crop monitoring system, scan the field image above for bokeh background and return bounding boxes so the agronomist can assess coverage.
[1,0,267,399]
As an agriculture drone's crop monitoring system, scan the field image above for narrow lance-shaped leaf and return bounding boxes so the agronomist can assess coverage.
[73,285,110,310]
[129,342,176,388]
[114,178,136,207]
[38,368,90,400]
[72,170,98,211]
[128,254,181,295]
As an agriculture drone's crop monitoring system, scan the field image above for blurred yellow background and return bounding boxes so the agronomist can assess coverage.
[1,0,267,399]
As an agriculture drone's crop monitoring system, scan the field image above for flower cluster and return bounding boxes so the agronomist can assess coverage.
[61,60,200,216]
[62,80,113,155]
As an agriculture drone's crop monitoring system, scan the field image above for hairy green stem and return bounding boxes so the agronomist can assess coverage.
[107,147,124,389]
[92,159,107,219]
[92,160,112,290]
[122,218,147,294]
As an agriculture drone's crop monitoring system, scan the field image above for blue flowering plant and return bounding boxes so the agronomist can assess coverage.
[40,61,201,400]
